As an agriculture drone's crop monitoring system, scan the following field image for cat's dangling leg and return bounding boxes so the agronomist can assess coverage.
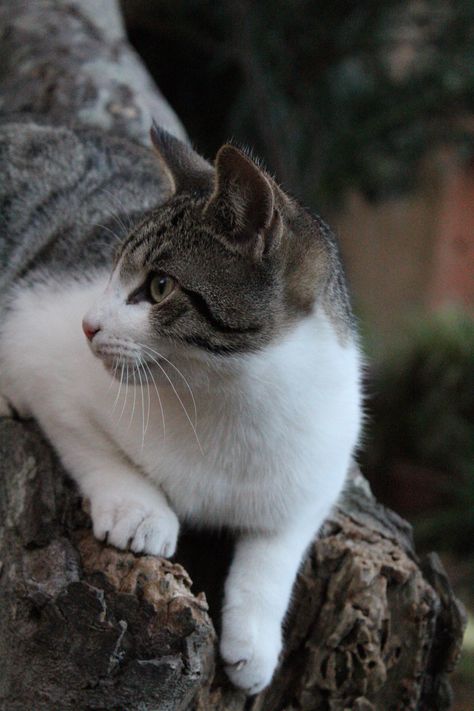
[36,413,180,557]
[220,520,320,694]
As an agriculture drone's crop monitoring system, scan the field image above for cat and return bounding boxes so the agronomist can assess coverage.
[0,119,363,694]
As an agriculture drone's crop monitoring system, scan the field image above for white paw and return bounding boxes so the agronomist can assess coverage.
[90,493,179,558]
[220,609,281,694]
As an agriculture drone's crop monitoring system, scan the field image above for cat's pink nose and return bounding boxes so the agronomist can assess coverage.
[82,318,101,341]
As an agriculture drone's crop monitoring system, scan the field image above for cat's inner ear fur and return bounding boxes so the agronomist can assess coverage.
[150,122,213,195]
[204,145,282,259]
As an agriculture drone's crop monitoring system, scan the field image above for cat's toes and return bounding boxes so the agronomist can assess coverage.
[129,510,179,558]
[93,508,114,542]
[91,498,179,558]
[220,616,281,694]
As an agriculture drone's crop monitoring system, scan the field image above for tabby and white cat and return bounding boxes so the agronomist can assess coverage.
[0,121,362,694]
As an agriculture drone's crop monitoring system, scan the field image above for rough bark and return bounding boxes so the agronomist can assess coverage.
[0,2,466,710]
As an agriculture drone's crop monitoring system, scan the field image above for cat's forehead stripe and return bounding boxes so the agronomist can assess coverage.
[123,201,190,266]
[122,220,170,266]
[120,243,171,281]
[127,223,166,257]
[142,240,173,267]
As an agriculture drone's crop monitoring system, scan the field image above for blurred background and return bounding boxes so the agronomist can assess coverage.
[121,1,473,706]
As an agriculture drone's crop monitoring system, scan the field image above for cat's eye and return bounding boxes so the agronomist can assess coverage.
[149,273,175,304]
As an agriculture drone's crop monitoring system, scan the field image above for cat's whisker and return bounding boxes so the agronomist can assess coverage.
[107,359,118,413]
[141,357,166,440]
[139,356,152,440]
[128,365,138,431]
[143,350,204,456]
[108,356,118,391]
[100,187,133,232]
[137,358,151,444]
[119,362,130,422]
[92,189,131,242]
[105,208,129,238]
[102,187,131,226]
[135,358,146,450]
[139,343,198,427]
[93,222,123,245]
[112,361,125,412]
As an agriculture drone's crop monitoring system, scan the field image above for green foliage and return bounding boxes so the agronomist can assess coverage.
[126,0,474,206]
[363,310,474,552]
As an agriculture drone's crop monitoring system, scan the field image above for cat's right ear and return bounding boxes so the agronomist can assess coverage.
[203,145,282,260]
[150,122,213,195]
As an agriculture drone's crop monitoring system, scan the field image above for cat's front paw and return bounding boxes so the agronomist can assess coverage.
[220,609,281,694]
[90,492,179,558]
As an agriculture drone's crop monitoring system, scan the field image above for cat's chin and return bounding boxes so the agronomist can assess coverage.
[99,354,136,377]
[101,355,117,373]
[100,357,119,376]
[100,355,160,383]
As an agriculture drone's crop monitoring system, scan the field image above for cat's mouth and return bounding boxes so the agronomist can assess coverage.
[99,351,139,375]
[101,353,132,371]
[90,339,141,374]
[91,340,168,380]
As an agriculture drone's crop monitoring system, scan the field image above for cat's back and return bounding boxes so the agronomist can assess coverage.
[0,119,168,296]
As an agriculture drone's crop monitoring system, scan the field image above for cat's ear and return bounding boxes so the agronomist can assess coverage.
[204,145,282,259]
[150,122,213,195]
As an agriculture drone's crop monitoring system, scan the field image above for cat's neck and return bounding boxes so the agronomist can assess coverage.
[152,308,355,400]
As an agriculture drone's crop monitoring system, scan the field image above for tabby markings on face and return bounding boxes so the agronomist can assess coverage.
[83,128,354,376]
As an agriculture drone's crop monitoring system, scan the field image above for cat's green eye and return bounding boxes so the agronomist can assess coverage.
[149,274,175,304]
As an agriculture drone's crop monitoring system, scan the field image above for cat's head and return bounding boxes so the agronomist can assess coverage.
[83,124,348,379]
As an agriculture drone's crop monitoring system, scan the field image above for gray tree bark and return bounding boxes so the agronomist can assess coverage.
[0,2,466,710]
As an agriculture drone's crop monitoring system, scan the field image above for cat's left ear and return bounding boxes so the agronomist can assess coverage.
[150,122,213,195]
[204,145,282,259]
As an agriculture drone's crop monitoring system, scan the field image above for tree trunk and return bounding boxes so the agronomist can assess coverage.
[0,3,466,710]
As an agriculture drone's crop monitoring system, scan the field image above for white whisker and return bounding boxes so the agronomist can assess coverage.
[139,343,198,427]
[113,361,125,411]
[142,358,166,440]
[108,356,118,391]
[129,366,137,430]
[93,222,123,245]
[140,357,151,439]
[105,208,128,237]
[142,349,204,455]
[101,187,133,232]
[119,362,129,422]
[136,359,146,449]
